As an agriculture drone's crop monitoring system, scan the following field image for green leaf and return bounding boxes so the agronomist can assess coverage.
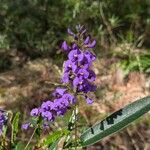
[48,139,60,150]
[80,96,150,146]
[14,142,25,150]
[43,129,69,146]
[12,112,20,133]
[68,108,78,131]
[12,112,20,142]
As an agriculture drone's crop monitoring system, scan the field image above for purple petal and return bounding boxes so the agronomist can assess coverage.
[41,111,53,121]
[30,108,39,117]
[62,93,76,104]
[88,70,96,81]
[22,123,30,130]
[86,97,93,104]
[78,68,89,79]
[84,36,90,45]
[72,43,78,49]
[84,51,96,62]
[73,77,80,87]
[56,108,67,116]
[87,40,96,48]
[62,72,70,83]
[52,88,67,97]
[67,28,75,36]
[78,52,84,62]
[61,41,69,52]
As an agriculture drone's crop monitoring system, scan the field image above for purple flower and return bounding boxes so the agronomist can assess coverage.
[63,60,77,73]
[41,101,54,111]
[30,108,39,117]
[62,93,76,104]
[62,72,70,83]
[72,76,96,93]
[61,41,70,52]
[84,51,96,63]
[27,25,97,129]
[54,98,66,108]
[68,49,84,62]
[72,43,78,49]
[73,76,84,88]
[87,84,97,92]
[56,108,67,116]
[53,88,67,97]
[84,36,90,45]
[41,111,53,121]
[85,97,93,104]
[86,40,96,48]
[88,70,96,81]
[22,123,30,130]
[0,110,7,134]
[77,68,89,79]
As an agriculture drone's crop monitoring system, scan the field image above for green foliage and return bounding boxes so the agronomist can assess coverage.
[13,142,25,150]
[42,128,69,146]
[80,96,150,146]
[12,112,20,144]
[0,0,149,58]
[119,52,150,75]
[48,140,60,150]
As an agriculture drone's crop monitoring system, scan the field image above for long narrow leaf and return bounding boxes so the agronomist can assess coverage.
[12,112,20,143]
[48,139,59,150]
[80,96,150,146]
[43,129,69,146]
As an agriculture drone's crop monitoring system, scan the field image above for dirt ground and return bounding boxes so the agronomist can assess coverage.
[0,58,150,150]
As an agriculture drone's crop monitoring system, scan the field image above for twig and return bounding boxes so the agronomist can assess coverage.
[24,127,37,150]
[99,2,117,45]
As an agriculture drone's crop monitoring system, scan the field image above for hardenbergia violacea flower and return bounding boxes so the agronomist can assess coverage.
[22,25,97,132]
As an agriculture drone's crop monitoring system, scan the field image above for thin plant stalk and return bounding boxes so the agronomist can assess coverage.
[24,127,37,150]
[74,102,78,150]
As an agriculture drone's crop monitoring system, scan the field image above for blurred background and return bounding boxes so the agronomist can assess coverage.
[0,0,150,149]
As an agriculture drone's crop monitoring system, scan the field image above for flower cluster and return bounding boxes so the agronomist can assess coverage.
[61,25,96,104]
[22,25,96,129]
[0,110,7,135]
[22,88,76,129]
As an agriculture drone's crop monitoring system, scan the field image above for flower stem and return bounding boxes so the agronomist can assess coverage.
[74,103,77,150]
[24,127,37,150]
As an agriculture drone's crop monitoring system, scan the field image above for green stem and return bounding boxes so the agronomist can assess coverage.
[74,104,77,150]
[24,127,37,150]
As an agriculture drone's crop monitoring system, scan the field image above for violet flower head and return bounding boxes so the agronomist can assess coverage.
[27,25,97,129]
[0,110,7,135]
[61,25,97,104]
[25,88,76,128]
